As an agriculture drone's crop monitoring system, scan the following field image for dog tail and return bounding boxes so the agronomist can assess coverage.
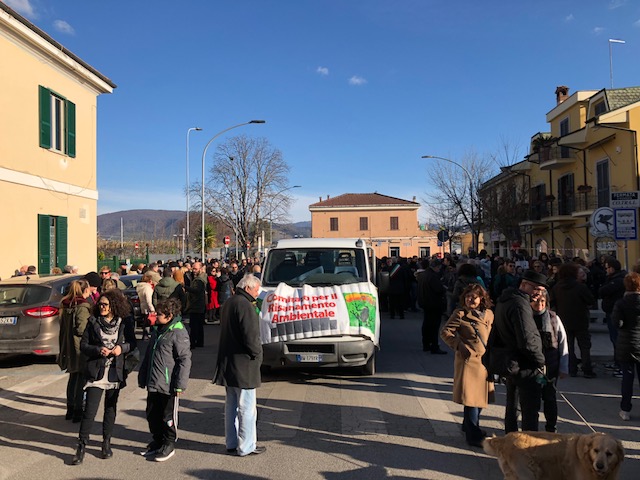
[482,435,500,457]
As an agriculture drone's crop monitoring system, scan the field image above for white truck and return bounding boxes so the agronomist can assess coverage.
[258,238,380,375]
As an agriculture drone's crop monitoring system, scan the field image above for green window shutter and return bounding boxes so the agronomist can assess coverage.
[66,100,76,158]
[39,86,51,149]
[56,216,68,268]
[38,214,51,274]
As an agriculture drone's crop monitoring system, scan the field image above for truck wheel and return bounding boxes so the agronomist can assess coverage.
[362,354,375,376]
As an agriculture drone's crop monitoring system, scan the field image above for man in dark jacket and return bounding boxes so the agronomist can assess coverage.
[213,274,265,457]
[417,258,447,354]
[492,270,546,433]
[153,267,186,311]
[184,262,207,349]
[600,258,627,372]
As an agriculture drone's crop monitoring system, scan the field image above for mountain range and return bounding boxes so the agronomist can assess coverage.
[97,209,311,241]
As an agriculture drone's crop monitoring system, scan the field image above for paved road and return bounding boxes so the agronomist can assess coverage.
[0,311,638,479]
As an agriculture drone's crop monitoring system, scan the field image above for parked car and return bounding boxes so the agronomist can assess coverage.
[0,274,82,356]
[119,274,143,326]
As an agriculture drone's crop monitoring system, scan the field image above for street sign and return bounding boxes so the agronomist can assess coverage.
[437,230,449,242]
[614,208,638,240]
[224,236,230,245]
[611,191,640,208]
[590,207,614,238]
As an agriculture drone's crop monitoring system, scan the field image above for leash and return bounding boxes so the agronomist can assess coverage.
[557,388,597,433]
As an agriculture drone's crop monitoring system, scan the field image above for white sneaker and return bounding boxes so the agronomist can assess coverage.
[619,410,631,421]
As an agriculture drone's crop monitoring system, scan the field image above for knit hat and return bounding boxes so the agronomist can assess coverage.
[84,271,102,288]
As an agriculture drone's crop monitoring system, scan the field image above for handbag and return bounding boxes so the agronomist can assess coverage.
[124,347,140,374]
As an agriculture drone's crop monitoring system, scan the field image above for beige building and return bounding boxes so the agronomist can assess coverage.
[309,193,448,259]
[481,85,640,267]
[0,3,115,279]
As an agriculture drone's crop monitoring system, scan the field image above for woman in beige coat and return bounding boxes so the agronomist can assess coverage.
[441,283,494,447]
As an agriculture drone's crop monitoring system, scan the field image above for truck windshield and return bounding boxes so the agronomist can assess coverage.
[262,248,367,287]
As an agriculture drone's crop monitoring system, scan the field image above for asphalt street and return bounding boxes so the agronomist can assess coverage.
[0,310,638,479]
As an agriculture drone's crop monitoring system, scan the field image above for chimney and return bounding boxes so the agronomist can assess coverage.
[326,195,330,200]
[555,86,569,105]
[319,196,322,202]
[412,196,416,202]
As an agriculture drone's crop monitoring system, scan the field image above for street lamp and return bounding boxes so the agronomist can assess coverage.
[422,155,476,253]
[267,185,301,247]
[609,39,625,89]
[201,120,266,260]
[186,127,202,256]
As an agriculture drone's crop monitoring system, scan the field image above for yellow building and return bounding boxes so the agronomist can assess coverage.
[309,193,448,259]
[482,85,640,268]
[0,3,115,279]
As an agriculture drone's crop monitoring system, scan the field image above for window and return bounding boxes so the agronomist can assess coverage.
[557,173,575,215]
[330,217,339,231]
[597,160,610,208]
[390,216,399,230]
[560,118,569,159]
[39,86,76,157]
[419,247,431,258]
[594,101,607,116]
[38,214,67,274]
[389,247,400,257]
[530,184,547,220]
[359,217,368,231]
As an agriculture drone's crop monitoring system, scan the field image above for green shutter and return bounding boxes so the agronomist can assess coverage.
[39,86,51,149]
[38,214,51,274]
[66,101,76,158]
[56,216,68,268]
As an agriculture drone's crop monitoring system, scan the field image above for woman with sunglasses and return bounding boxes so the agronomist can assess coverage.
[72,289,134,465]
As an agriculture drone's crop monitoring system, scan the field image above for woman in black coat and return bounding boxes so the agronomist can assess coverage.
[72,289,133,465]
[550,263,596,378]
[613,272,640,420]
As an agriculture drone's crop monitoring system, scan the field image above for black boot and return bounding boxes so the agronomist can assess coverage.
[71,441,85,465]
[101,437,113,459]
[65,406,73,420]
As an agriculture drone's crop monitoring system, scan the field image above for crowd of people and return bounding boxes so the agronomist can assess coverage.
[379,249,640,448]
[54,255,266,465]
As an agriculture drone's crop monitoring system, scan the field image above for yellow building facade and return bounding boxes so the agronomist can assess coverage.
[309,193,448,259]
[482,85,640,268]
[0,4,115,279]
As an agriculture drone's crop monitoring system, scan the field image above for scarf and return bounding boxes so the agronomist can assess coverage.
[96,316,121,339]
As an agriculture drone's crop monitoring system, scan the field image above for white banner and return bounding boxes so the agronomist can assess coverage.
[258,282,380,346]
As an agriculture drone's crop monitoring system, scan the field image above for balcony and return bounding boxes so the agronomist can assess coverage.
[572,192,599,217]
[521,192,599,225]
[534,146,579,170]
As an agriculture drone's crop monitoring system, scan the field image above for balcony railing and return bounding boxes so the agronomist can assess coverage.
[527,192,598,221]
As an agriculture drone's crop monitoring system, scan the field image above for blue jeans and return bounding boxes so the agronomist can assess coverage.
[225,387,257,456]
[463,406,483,442]
[620,360,640,413]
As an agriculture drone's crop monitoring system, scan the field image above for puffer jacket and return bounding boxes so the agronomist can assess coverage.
[138,315,192,394]
[613,292,640,364]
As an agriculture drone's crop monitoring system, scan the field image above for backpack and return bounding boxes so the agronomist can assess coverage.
[482,325,519,380]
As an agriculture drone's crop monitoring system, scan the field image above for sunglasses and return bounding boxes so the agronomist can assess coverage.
[100,272,110,275]
[98,302,110,307]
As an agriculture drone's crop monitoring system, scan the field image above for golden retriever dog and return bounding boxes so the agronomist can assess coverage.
[483,431,624,480]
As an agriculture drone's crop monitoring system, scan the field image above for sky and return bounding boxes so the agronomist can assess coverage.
[5,0,640,223]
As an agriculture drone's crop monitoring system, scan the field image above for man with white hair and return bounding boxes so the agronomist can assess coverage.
[213,273,265,457]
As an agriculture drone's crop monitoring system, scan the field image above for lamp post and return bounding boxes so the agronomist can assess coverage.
[609,38,625,89]
[267,185,301,247]
[201,120,265,260]
[422,155,476,253]
[186,127,202,257]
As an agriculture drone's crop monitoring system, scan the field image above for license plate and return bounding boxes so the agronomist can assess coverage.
[296,354,322,362]
[0,317,17,325]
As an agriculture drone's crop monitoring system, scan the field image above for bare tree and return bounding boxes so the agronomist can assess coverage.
[488,134,525,169]
[425,151,494,253]
[197,135,292,249]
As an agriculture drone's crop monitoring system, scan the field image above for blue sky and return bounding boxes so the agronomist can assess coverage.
[6,0,640,222]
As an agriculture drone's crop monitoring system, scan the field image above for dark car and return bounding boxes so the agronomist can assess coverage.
[118,274,143,326]
[0,274,82,356]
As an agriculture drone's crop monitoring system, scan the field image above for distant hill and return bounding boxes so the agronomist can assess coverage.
[98,210,311,241]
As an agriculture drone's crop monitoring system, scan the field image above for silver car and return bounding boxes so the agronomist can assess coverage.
[0,274,82,356]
